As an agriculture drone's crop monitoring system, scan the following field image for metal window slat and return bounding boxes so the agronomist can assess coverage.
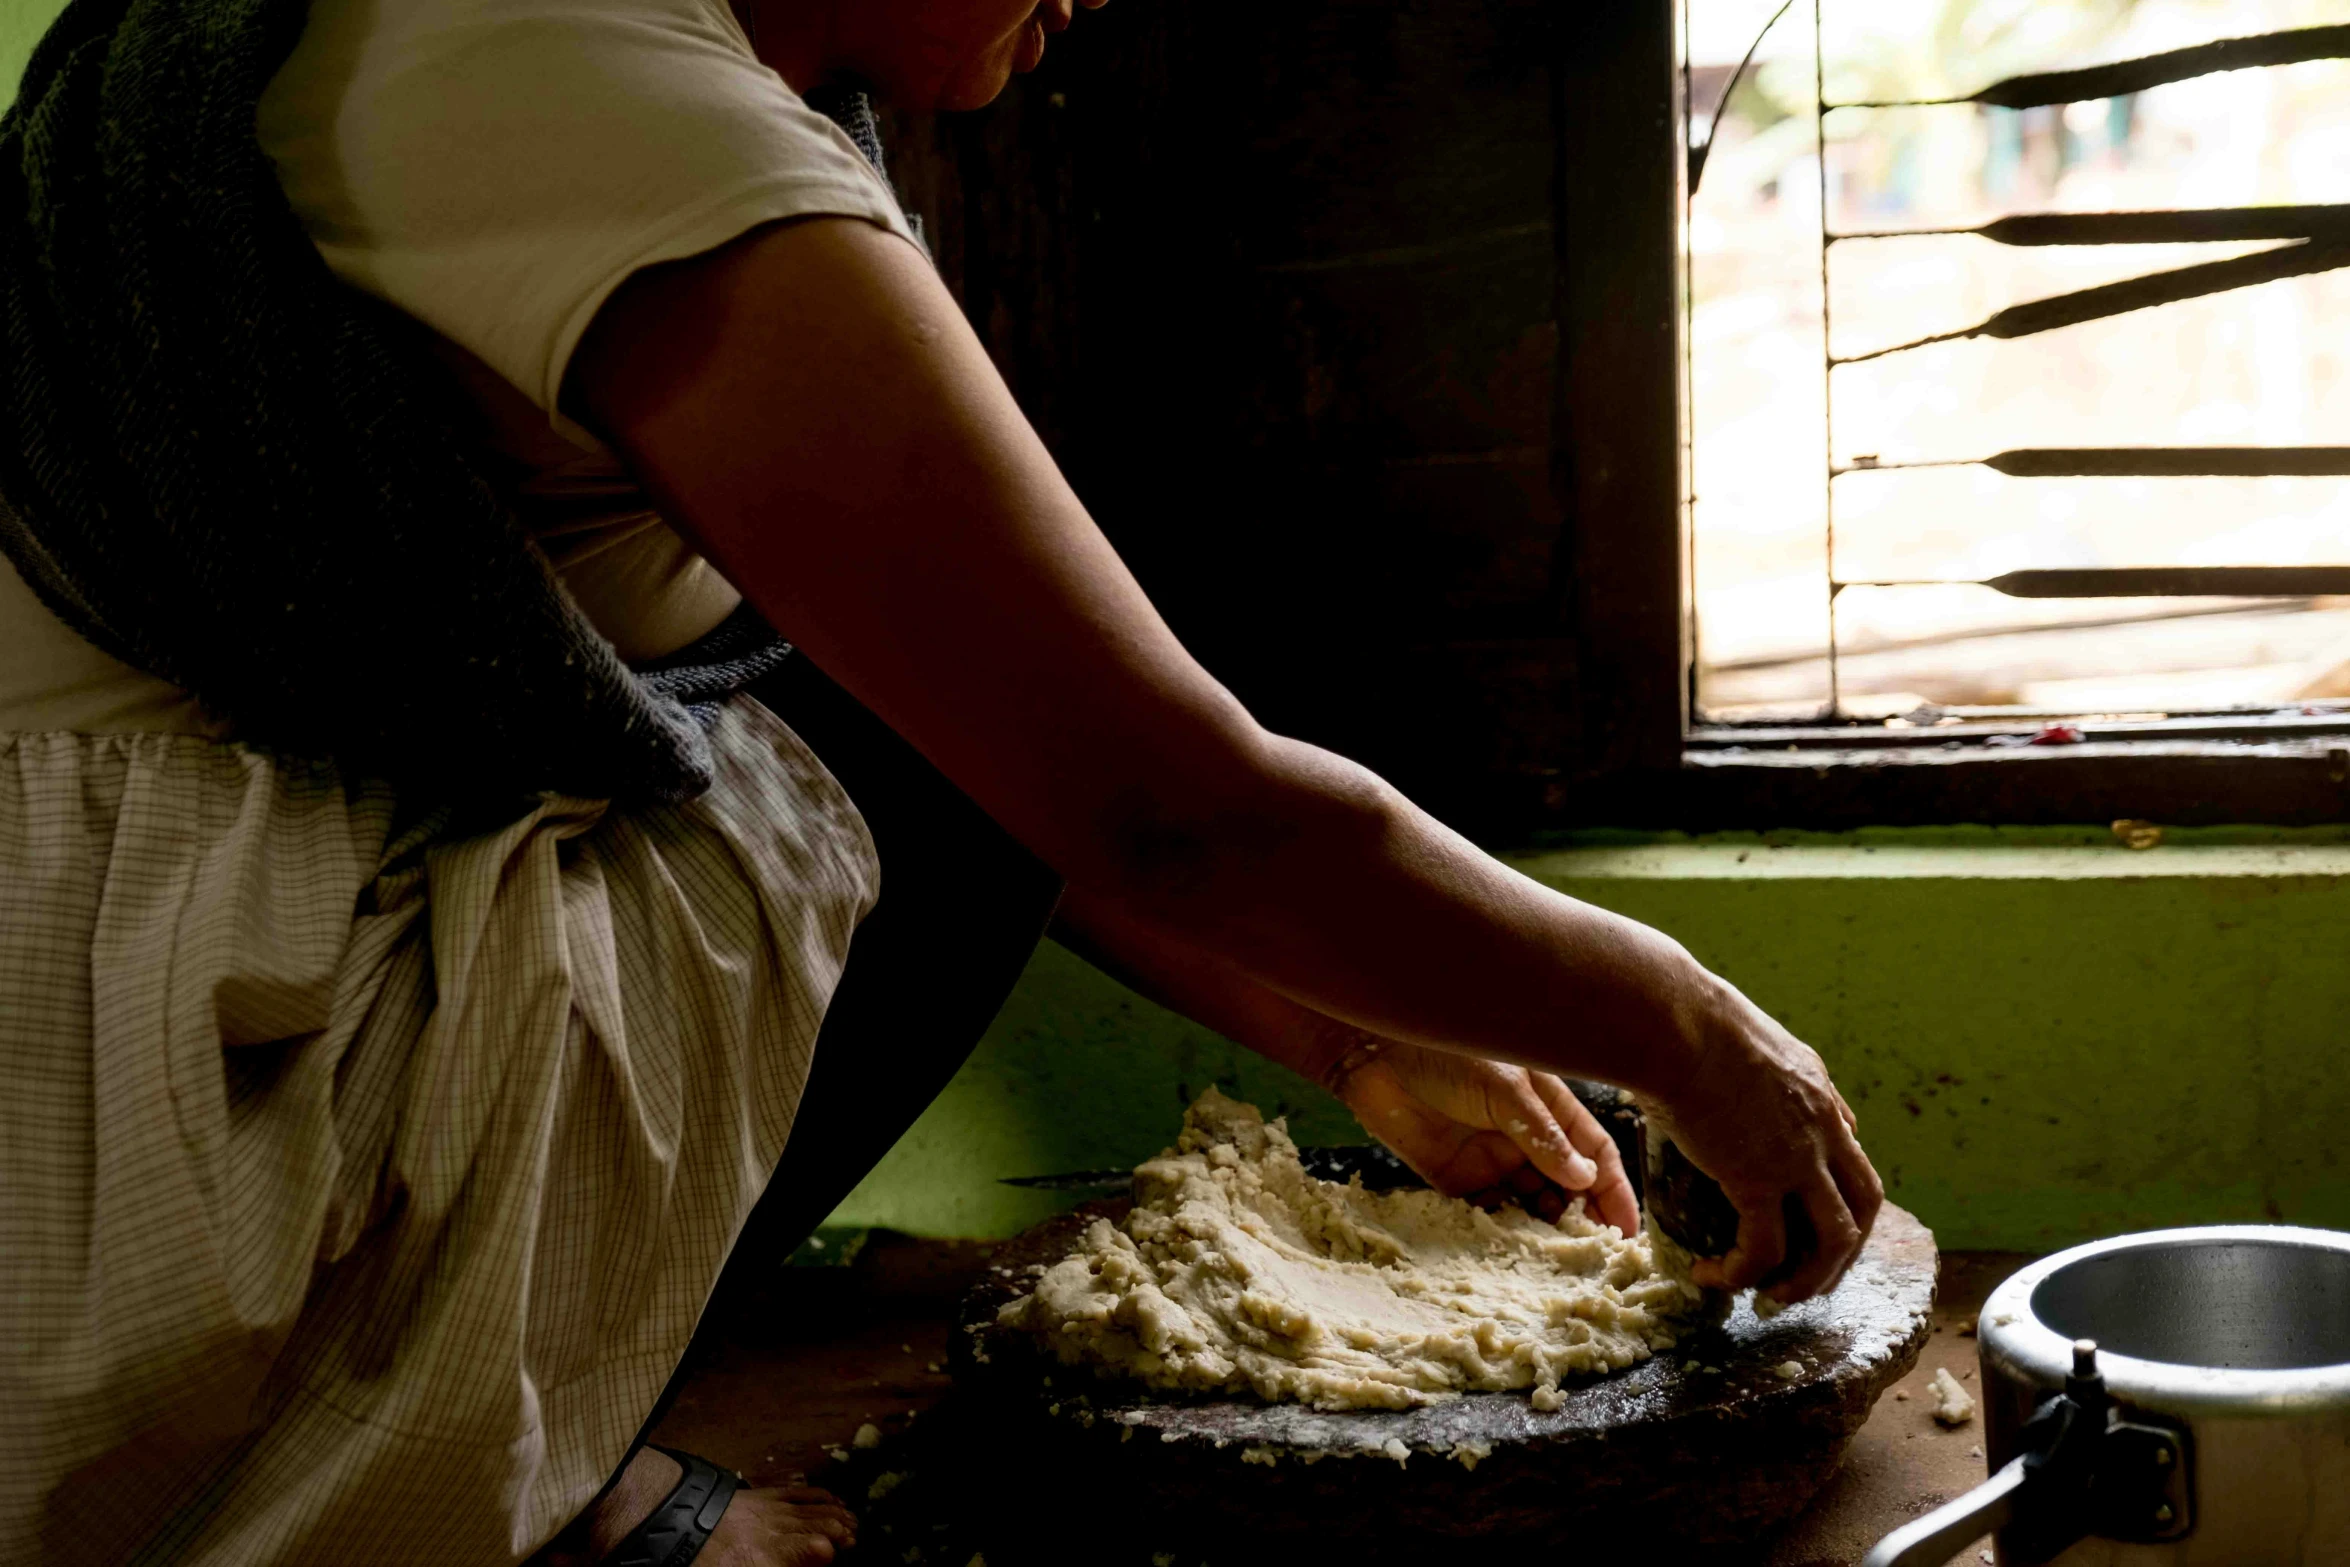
[1833,568,2350,599]
[1835,241,2350,364]
[1836,22,2350,112]
[1840,447,2350,478]
[1835,205,2350,247]
[1987,567,2350,598]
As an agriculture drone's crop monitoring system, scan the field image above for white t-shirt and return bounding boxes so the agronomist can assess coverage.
[0,0,919,734]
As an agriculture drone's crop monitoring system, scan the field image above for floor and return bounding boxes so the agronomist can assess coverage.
[651,1234,2030,1567]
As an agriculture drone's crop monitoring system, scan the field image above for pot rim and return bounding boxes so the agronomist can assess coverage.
[1977,1224,2350,1413]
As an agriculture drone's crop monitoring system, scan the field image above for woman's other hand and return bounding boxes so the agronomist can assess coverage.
[1050,889,1645,1236]
[1323,1036,1640,1237]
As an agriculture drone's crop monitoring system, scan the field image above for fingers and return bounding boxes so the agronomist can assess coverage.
[1531,1074,1640,1236]
[1485,1080,1597,1188]
[1797,1109,1883,1302]
[1683,1131,1882,1302]
[1346,1053,1596,1215]
[1765,1177,1864,1304]
[1329,1043,1632,1232]
[1834,1135,1885,1242]
[1700,1187,1788,1292]
[1484,1072,1597,1194]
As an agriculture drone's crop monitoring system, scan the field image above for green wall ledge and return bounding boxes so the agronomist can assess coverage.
[829,826,2350,1252]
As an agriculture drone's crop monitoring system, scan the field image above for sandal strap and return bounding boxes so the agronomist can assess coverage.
[598,1447,742,1567]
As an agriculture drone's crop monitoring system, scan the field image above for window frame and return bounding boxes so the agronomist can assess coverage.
[1556,2,2350,828]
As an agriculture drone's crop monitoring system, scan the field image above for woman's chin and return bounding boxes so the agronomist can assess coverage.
[937,39,1031,110]
[937,70,1014,111]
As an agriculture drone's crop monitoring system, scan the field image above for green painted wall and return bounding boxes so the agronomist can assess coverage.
[831,827,2350,1252]
[4,0,51,106]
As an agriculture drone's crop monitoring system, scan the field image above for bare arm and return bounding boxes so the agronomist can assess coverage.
[1051,887,1643,1236]
[568,216,1879,1299]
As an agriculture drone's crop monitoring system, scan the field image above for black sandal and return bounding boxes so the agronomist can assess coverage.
[599,1447,742,1567]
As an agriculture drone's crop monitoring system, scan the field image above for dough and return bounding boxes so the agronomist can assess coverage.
[997,1090,1701,1410]
[1929,1366,1976,1426]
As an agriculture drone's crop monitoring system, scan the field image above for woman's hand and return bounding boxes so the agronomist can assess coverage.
[1322,1035,1640,1236]
[1632,961,1883,1304]
[1048,889,1646,1235]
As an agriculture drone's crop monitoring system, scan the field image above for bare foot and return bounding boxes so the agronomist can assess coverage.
[535,1449,857,1567]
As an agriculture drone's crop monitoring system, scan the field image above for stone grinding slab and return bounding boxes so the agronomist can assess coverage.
[951,1200,1937,1563]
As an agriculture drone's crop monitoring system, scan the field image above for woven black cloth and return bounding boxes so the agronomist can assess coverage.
[0,0,810,805]
[804,82,927,252]
[803,84,888,174]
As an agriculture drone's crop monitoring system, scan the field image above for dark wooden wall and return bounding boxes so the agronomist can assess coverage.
[881,1,1680,835]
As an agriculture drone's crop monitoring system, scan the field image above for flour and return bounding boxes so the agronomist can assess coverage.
[996,1090,1701,1410]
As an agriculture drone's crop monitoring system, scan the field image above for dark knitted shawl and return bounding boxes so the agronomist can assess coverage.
[0,0,871,804]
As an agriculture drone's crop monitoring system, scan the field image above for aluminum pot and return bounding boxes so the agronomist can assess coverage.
[1865,1225,2350,1566]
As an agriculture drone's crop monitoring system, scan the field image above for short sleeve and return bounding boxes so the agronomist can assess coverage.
[258,0,920,443]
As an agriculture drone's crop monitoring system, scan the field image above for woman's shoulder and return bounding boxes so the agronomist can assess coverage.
[266,0,760,94]
[257,0,915,429]
[258,0,840,210]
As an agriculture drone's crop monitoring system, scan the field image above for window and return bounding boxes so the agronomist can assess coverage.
[1635,0,2350,824]
[894,1,2350,833]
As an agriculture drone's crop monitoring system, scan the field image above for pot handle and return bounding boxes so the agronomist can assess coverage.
[1862,1340,2192,1567]
[1861,1457,2029,1567]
